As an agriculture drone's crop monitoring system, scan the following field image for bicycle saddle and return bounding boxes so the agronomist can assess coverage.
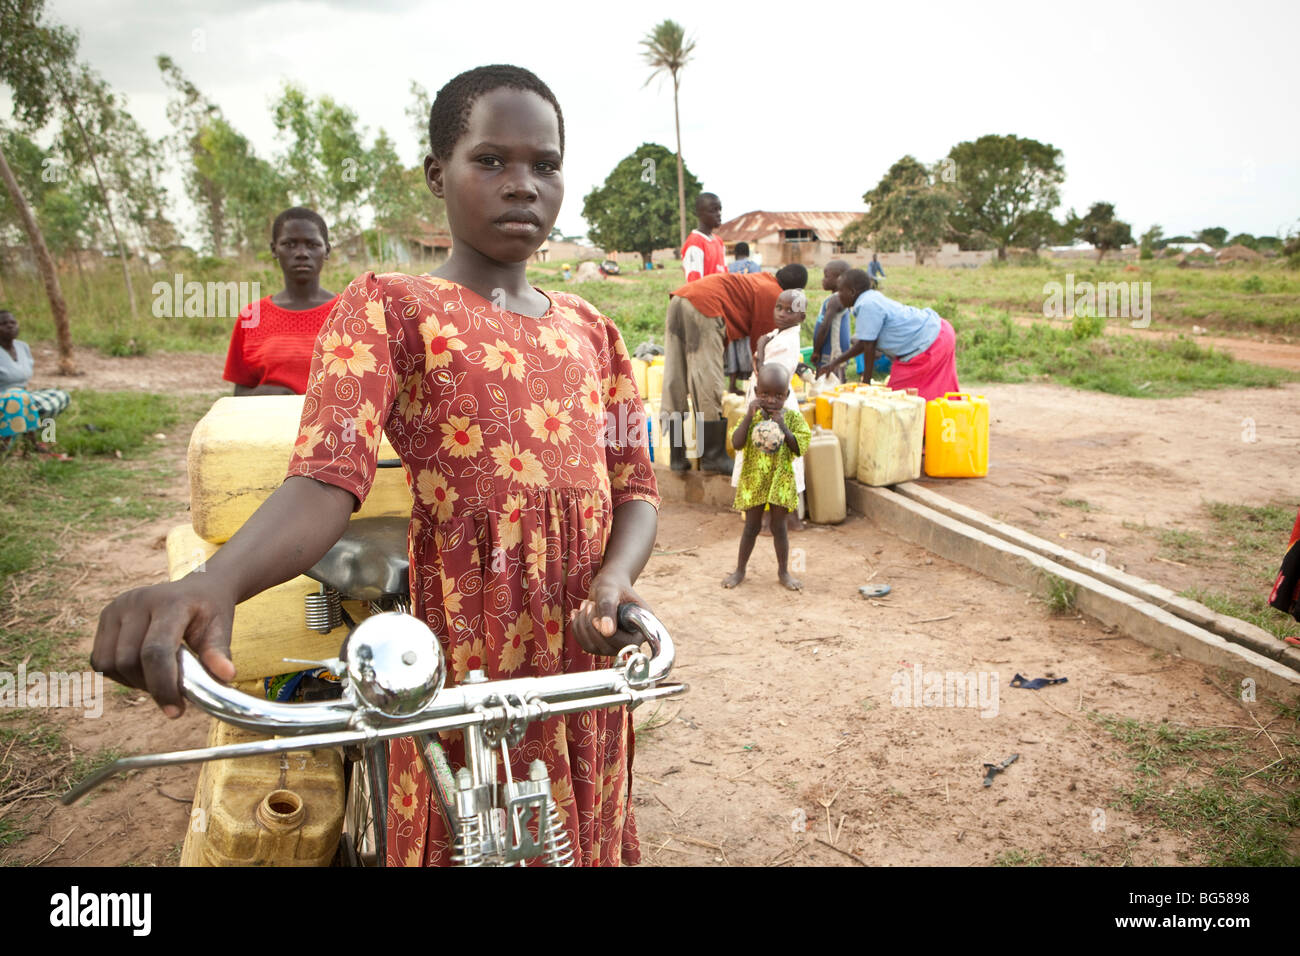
[306,516,410,602]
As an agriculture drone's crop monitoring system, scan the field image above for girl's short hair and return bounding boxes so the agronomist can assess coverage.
[428,64,565,161]
[272,207,330,247]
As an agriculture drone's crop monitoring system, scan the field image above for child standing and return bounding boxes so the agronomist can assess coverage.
[732,289,812,523]
[723,362,811,591]
[90,65,659,868]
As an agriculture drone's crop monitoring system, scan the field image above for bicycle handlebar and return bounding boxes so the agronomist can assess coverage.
[62,603,681,805]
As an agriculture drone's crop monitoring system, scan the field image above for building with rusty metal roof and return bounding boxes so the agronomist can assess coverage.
[714,210,864,266]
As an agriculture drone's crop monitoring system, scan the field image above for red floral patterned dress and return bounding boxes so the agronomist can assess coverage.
[286,272,660,866]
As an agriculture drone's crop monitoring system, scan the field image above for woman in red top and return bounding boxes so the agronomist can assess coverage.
[223,207,339,395]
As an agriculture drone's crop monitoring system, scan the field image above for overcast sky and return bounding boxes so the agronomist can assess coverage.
[25,0,1300,246]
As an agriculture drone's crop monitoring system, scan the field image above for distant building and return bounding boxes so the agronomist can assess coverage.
[714,211,863,266]
[338,220,453,267]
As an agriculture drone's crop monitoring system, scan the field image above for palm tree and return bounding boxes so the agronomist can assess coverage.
[640,20,695,248]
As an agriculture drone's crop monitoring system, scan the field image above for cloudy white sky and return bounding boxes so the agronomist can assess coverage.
[28,0,1300,245]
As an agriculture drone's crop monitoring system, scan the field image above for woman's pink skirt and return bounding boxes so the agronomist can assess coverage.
[889,319,959,401]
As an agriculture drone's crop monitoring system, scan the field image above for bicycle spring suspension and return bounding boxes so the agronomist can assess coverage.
[304,586,342,633]
[543,798,574,867]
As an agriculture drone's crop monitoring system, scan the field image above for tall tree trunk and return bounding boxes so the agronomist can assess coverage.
[55,78,139,318]
[0,143,76,374]
[673,75,686,249]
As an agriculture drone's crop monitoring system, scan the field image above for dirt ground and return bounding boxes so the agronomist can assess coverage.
[919,381,1300,597]
[30,343,225,395]
[5,352,1297,867]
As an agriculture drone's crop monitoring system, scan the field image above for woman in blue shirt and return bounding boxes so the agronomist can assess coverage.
[816,269,959,400]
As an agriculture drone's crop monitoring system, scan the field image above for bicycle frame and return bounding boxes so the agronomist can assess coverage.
[63,604,684,867]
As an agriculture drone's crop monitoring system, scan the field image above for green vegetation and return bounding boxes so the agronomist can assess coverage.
[994,849,1047,866]
[1041,572,1078,614]
[1121,503,1298,644]
[5,260,1297,399]
[1093,712,1300,866]
[1060,498,1093,512]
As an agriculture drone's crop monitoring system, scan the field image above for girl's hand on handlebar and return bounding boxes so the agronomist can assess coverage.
[571,571,651,657]
[91,576,238,718]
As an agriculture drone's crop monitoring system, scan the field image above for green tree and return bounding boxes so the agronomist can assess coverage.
[405,80,432,164]
[1139,223,1164,260]
[368,128,443,261]
[1068,202,1134,262]
[1226,232,1257,250]
[840,155,955,264]
[944,134,1064,259]
[271,83,369,235]
[158,55,227,256]
[1197,226,1228,248]
[0,127,88,257]
[641,20,695,248]
[196,117,289,257]
[0,0,79,371]
[55,65,175,274]
[582,143,700,265]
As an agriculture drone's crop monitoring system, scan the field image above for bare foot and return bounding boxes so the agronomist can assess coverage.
[779,571,802,591]
[722,568,746,588]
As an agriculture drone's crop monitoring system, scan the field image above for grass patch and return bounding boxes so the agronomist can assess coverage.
[1041,572,1078,614]
[1093,711,1300,865]
[953,308,1292,397]
[1060,498,1094,512]
[1182,588,1300,643]
[1157,527,1213,564]
[1092,715,1236,776]
[994,849,1046,866]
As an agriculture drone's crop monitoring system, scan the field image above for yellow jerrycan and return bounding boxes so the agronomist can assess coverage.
[188,395,412,544]
[924,392,989,477]
[722,392,747,457]
[856,390,925,486]
[646,357,665,401]
[630,357,649,400]
[804,428,846,524]
[179,720,344,867]
[830,392,864,479]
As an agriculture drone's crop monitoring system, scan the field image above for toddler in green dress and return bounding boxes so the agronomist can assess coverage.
[723,363,811,591]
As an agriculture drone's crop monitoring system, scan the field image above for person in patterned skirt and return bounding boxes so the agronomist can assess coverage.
[90,65,660,867]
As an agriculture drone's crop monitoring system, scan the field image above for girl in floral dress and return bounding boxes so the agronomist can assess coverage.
[90,65,660,867]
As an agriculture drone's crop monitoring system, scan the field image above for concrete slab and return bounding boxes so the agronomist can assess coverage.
[651,464,737,509]
[892,482,1300,673]
[844,481,1300,697]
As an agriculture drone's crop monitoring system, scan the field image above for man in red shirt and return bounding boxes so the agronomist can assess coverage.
[681,192,725,282]
[661,264,809,473]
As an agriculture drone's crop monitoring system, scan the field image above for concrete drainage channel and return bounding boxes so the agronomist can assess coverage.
[651,465,1300,697]
[846,482,1300,697]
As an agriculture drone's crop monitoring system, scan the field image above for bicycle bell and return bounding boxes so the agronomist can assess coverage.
[344,612,445,718]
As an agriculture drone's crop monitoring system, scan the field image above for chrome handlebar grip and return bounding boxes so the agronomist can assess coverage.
[618,603,674,683]
[180,649,357,734]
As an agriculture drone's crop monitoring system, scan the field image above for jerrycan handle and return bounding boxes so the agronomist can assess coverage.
[942,392,970,402]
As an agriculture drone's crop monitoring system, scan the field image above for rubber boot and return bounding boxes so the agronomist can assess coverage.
[666,414,689,472]
[697,419,734,475]
[669,438,689,472]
